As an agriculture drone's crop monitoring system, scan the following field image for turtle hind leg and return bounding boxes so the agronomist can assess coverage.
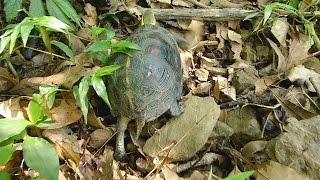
[168,100,184,117]
[115,116,130,161]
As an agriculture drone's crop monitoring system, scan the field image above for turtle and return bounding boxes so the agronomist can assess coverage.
[107,9,184,161]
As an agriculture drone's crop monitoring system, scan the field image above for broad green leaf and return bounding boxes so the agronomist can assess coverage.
[273,2,297,13]
[85,40,112,52]
[39,84,59,109]
[0,35,11,54]
[33,16,71,33]
[94,65,123,77]
[23,137,59,180]
[113,40,142,51]
[0,171,10,180]
[52,0,82,27]
[223,171,254,180]
[78,76,91,123]
[20,22,35,47]
[46,0,70,25]
[73,85,80,106]
[4,0,22,22]
[29,0,46,17]
[263,4,273,25]
[9,24,21,54]
[314,11,320,16]
[91,76,112,109]
[51,40,74,58]
[0,118,30,143]
[243,12,260,21]
[27,94,44,125]
[0,138,15,165]
[35,117,55,129]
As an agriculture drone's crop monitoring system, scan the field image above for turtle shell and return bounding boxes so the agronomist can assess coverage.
[107,24,183,122]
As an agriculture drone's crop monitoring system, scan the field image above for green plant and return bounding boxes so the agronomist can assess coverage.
[244,1,320,50]
[0,84,63,180]
[223,170,254,180]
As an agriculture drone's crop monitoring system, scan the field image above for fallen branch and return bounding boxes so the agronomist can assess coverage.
[138,8,256,21]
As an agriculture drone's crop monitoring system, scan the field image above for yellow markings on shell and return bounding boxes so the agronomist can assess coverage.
[125,55,134,111]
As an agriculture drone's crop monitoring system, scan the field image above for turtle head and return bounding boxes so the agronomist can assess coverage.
[141,9,156,26]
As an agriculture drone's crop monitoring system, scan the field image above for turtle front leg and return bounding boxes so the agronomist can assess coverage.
[115,116,130,161]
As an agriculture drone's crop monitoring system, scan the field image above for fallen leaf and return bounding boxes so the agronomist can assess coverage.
[287,65,320,92]
[43,127,81,165]
[271,18,288,47]
[82,3,97,27]
[0,97,28,119]
[195,68,209,81]
[254,160,310,180]
[228,30,243,44]
[254,75,279,96]
[143,96,220,161]
[89,128,115,148]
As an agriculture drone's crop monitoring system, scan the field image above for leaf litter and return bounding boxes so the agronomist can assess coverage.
[1,0,320,179]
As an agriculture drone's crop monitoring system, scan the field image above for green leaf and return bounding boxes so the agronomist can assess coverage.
[0,138,15,165]
[98,13,120,24]
[4,0,22,22]
[33,16,72,33]
[243,12,260,21]
[0,118,30,143]
[9,24,21,54]
[113,40,142,51]
[91,26,115,40]
[0,171,11,180]
[39,84,59,109]
[0,35,11,54]
[263,4,273,25]
[23,137,59,180]
[223,171,254,180]
[46,0,70,25]
[20,22,35,47]
[73,85,80,106]
[78,76,91,124]
[90,52,110,63]
[288,0,299,9]
[52,0,82,27]
[85,40,112,52]
[314,11,320,16]
[91,76,112,109]
[94,65,123,77]
[29,0,46,18]
[28,94,44,125]
[51,40,75,58]
[37,26,52,53]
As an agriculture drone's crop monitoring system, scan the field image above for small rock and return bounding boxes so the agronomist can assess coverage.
[232,67,258,93]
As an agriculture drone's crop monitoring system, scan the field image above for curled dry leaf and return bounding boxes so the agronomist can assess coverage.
[241,140,267,160]
[231,42,243,60]
[228,30,243,44]
[212,75,236,100]
[143,96,220,161]
[43,127,81,165]
[271,18,288,47]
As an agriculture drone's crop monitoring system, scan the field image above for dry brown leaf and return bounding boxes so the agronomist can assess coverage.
[191,82,212,96]
[89,128,115,148]
[43,127,81,165]
[266,38,286,70]
[162,164,181,180]
[254,75,279,96]
[195,68,209,81]
[143,96,220,161]
[287,65,320,92]
[241,141,267,160]
[228,30,243,44]
[92,146,114,179]
[200,55,220,68]
[0,97,28,119]
[231,42,243,60]
[0,67,17,93]
[180,50,193,79]
[184,20,204,48]
[286,33,310,70]
[212,75,236,100]
[254,160,310,180]
[47,94,82,129]
[216,23,227,49]
[172,0,193,7]
[271,18,288,47]
[82,3,97,26]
